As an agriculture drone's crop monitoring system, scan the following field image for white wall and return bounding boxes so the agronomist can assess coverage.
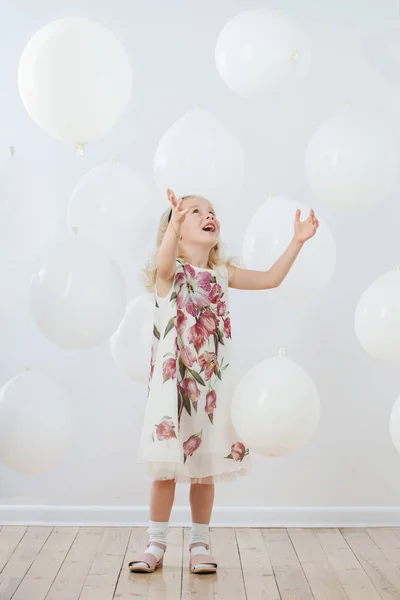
[1,0,400,526]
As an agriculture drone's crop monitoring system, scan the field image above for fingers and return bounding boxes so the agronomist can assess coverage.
[166,188,177,206]
[295,208,301,223]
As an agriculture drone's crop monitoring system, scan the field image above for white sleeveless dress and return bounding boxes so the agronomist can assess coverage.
[137,259,251,483]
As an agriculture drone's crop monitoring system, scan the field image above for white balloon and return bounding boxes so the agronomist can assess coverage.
[215,8,310,99]
[390,395,400,453]
[67,161,160,254]
[355,270,400,363]
[30,233,126,349]
[0,370,74,473]
[0,154,58,261]
[242,196,336,301]
[110,294,154,384]
[306,108,399,212]
[18,18,133,147]
[232,354,320,456]
[154,107,244,205]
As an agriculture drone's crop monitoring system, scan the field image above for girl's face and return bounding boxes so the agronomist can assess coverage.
[179,196,220,249]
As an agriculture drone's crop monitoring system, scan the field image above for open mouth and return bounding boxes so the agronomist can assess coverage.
[202,223,217,233]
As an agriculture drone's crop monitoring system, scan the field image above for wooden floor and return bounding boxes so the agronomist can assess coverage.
[2,526,400,599]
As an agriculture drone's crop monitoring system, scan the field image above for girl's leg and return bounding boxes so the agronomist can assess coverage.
[189,477,217,571]
[130,479,176,572]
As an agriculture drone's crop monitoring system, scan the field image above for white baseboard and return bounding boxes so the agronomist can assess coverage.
[1,505,400,527]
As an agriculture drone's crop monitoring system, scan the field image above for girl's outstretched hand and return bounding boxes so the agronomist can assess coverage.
[294,208,319,243]
[167,188,188,226]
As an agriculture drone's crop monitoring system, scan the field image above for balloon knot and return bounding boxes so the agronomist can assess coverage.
[76,143,86,158]
[291,51,298,60]
[278,348,286,357]
[72,226,79,235]
[9,146,15,157]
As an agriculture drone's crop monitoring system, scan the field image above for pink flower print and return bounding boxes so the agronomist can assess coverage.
[225,442,249,462]
[181,345,196,368]
[182,378,200,403]
[183,430,203,463]
[205,390,217,423]
[224,317,232,339]
[205,390,217,414]
[149,345,156,381]
[155,417,177,441]
[217,301,226,316]
[198,310,219,336]
[162,358,176,383]
[175,309,187,335]
[198,351,219,381]
[209,283,223,304]
[187,322,208,353]
[176,264,212,317]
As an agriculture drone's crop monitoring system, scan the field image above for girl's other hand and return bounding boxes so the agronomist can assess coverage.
[294,208,319,244]
[166,188,188,225]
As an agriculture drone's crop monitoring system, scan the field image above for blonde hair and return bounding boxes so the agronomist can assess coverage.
[143,195,234,293]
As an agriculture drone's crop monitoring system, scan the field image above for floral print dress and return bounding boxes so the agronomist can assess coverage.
[137,259,251,483]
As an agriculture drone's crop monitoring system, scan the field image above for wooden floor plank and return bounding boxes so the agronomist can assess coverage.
[0,526,28,573]
[12,526,79,600]
[315,528,381,600]
[262,529,314,600]
[146,527,183,600]
[0,526,52,600]
[45,526,104,600]
[79,527,131,600]
[210,527,247,600]
[367,528,400,571]
[236,527,281,600]
[342,528,400,600]
[288,528,348,600]
[113,527,151,599]
[182,527,214,600]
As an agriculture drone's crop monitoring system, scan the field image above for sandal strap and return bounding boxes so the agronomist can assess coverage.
[190,553,217,568]
[189,542,210,551]
[147,542,167,551]
[129,552,159,570]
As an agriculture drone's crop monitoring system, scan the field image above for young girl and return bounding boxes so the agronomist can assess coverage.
[129,189,319,574]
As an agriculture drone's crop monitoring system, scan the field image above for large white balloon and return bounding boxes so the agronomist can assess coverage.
[0,152,58,261]
[18,18,133,149]
[110,294,154,384]
[306,108,399,212]
[30,232,126,349]
[154,107,244,205]
[215,8,310,99]
[67,161,160,254]
[242,196,336,301]
[390,395,400,453]
[355,270,400,363]
[232,354,320,456]
[0,370,74,473]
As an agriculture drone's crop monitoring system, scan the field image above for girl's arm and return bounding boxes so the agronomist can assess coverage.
[228,208,319,291]
[156,190,188,282]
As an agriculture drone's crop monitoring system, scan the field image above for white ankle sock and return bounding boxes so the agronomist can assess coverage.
[135,521,168,568]
[190,523,212,563]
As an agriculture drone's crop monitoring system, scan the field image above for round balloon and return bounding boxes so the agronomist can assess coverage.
[306,107,399,212]
[18,18,133,148]
[242,196,336,301]
[67,161,160,254]
[215,8,310,99]
[0,153,58,261]
[355,270,400,362]
[30,232,126,349]
[0,370,74,473]
[390,395,400,453]
[110,294,154,384]
[154,107,244,205]
[231,354,320,456]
